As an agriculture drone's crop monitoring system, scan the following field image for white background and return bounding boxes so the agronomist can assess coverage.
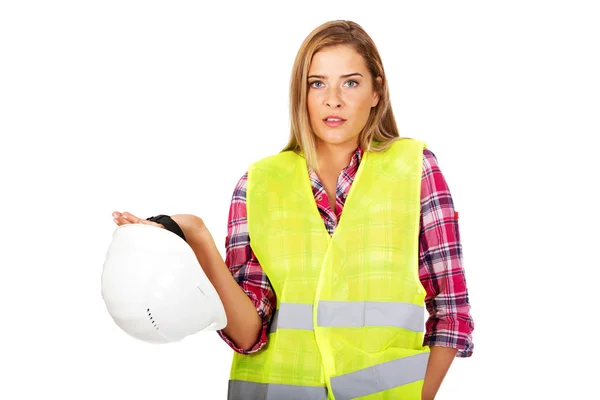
[1,1,599,399]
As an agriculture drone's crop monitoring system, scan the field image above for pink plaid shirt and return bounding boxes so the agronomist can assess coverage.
[218,146,474,357]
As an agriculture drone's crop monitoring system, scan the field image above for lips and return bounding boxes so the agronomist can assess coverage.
[323,116,346,128]
[323,115,346,122]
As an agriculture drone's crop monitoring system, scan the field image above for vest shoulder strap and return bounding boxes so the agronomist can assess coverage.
[370,138,426,180]
[249,150,303,177]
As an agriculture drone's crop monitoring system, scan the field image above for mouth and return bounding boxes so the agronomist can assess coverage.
[323,116,346,128]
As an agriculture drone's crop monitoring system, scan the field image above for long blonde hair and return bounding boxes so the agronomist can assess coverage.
[282,20,400,171]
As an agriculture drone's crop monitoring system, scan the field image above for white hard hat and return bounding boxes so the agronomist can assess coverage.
[101,223,227,344]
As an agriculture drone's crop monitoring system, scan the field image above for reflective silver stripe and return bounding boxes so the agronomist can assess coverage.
[228,380,327,400]
[228,354,428,400]
[318,300,425,332]
[269,303,313,333]
[270,300,424,333]
[330,352,430,400]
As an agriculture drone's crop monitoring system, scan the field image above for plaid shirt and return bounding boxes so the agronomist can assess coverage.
[218,146,474,357]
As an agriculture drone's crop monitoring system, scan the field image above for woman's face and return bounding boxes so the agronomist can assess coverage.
[307,44,380,149]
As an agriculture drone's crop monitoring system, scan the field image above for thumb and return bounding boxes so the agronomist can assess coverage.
[121,212,165,229]
[137,218,165,229]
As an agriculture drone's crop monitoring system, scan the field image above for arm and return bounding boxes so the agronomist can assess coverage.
[422,347,457,400]
[175,216,263,351]
[174,172,276,353]
[418,149,475,399]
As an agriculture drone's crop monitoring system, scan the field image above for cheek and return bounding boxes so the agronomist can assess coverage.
[307,93,321,121]
[348,96,374,120]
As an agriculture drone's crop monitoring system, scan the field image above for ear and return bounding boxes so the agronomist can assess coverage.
[372,76,382,107]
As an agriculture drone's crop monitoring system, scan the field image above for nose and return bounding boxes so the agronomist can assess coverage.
[325,87,343,108]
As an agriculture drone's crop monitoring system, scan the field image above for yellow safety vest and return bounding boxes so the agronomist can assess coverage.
[228,138,430,400]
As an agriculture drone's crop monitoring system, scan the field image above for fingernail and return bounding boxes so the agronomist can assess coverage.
[112,212,118,218]
[122,214,128,219]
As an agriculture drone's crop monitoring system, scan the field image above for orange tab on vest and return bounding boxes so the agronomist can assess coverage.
[454,211,459,220]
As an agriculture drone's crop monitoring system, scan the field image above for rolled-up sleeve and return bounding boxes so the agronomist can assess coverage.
[217,172,277,354]
[419,149,475,357]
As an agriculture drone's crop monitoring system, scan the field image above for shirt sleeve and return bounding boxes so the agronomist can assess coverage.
[216,172,277,354]
[419,148,475,357]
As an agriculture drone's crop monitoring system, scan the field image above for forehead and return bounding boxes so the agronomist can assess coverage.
[308,45,368,75]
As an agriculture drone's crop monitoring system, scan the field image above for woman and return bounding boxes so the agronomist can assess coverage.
[112,20,474,400]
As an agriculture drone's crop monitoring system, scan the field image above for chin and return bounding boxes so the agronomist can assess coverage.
[314,131,357,146]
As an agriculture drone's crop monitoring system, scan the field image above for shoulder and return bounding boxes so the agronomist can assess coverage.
[230,171,248,200]
[248,150,304,183]
[233,151,292,191]
[384,138,442,176]
[420,146,453,198]
[378,137,428,164]
[387,137,438,172]
[249,150,301,170]
[380,137,428,160]
[422,147,444,177]
[422,147,438,167]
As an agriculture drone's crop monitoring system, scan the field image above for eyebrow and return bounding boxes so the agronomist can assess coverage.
[307,72,364,79]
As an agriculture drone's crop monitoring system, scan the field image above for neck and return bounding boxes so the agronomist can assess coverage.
[315,138,358,173]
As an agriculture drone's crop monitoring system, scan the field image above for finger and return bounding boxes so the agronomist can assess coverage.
[140,220,165,228]
[137,219,165,229]
[112,211,124,225]
[112,211,134,226]
[121,212,164,229]
[120,211,139,223]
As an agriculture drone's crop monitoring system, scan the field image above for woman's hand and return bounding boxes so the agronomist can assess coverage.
[111,211,208,243]
[111,210,261,349]
[112,211,165,229]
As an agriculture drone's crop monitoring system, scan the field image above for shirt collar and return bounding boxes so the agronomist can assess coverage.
[306,145,364,174]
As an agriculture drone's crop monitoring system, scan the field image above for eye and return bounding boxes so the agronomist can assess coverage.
[345,80,359,87]
[309,81,324,88]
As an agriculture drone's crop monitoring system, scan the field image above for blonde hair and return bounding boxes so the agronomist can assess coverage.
[282,20,400,171]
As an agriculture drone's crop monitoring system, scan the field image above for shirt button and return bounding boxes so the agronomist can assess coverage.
[342,192,348,199]
[316,195,323,201]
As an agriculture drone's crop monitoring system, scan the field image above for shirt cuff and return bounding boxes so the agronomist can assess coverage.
[423,323,474,358]
[217,290,274,354]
